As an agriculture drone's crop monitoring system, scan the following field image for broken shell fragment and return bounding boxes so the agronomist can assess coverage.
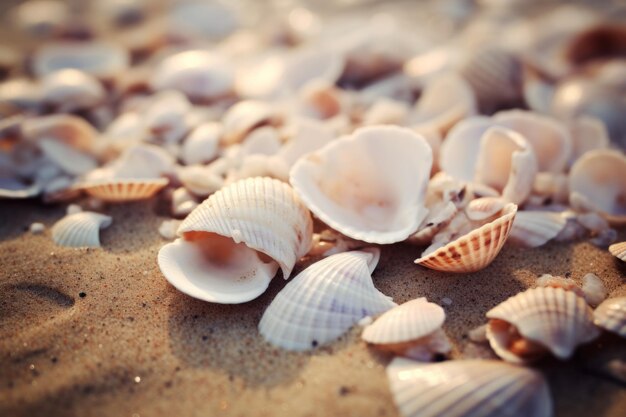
[486,286,599,363]
[609,242,626,261]
[51,211,112,248]
[594,297,626,338]
[386,358,552,417]
[259,249,396,350]
[158,177,313,304]
[509,211,567,248]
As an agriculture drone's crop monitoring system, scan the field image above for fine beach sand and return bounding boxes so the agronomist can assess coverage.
[0,198,625,417]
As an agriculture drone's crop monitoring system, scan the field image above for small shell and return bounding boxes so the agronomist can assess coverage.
[594,297,626,337]
[569,149,626,225]
[386,358,552,417]
[41,69,105,112]
[142,90,191,143]
[159,219,182,241]
[486,287,600,363]
[259,249,396,350]
[32,42,129,79]
[582,273,607,307]
[415,203,517,273]
[536,274,584,298]
[221,100,282,145]
[508,211,567,248]
[177,165,223,197]
[181,122,221,165]
[51,211,112,248]
[609,242,626,261]
[80,178,169,202]
[22,114,97,154]
[0,178,41,199]
[362,98,409,126]
[465,197,506,222]
[290,126,432,244]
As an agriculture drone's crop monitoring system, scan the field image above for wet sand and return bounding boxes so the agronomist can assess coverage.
[0,198,625,417]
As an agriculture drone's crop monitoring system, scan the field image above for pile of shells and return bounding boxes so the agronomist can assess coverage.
[1,0,625,416]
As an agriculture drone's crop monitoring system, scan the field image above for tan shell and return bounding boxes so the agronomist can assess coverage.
[609,242,626,262]
[80,178,169,202]
[415,203,517,273]
[594,297,626,337]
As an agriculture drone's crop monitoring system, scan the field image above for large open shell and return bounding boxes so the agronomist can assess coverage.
[569,149,626,225]
[415,203,517,273]
[486,287,600,363]
[51,211,112,248]
[258,249,396,351]
[609,242,626,262]
[290,125,432,244]
[158,177,313,304]
[594,297,626,337]
[509,211,567,248]
[439,116,492,182]
[386,358,552,417]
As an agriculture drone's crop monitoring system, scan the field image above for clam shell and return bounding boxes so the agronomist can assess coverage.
[415,203,517,273]
[51,211,112,248]
[609,241,626,261]
[38,139,97,176]
[439,116,493,182]
[486,287,600,363]
[79,178,169,202]
[509,211,567,248]
[386,358,552,417]
[594,297,626,337]
[221,100,282,145]
[258,249,396,350]
[290,125,432,244]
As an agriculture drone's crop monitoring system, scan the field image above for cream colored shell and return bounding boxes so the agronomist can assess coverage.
[594,297,626,337]
[51,211,112,248]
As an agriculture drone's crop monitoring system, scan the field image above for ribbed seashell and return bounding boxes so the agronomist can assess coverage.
[151,50,234,101]
[290,125,432,244]
[386,358,552,417]
[41,69,105,112]
[362,298,450,360]
[508,211,567,248]
[567,116,609,166]
[158,177,313,304]
[80,178,169,202]
[465,197,506,222]
[32,42,129,79]
[259,249,396,350]
[486,287,600,363]
[609,242,626,261]
[221,100,282,146]
[569,149,626,225]
[51,211,112,248]
[594,297,626,337]
[181,122,221,166]
[22,114,97,154]
[415,203,517,273]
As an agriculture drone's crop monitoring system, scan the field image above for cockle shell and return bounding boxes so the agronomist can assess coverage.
[32,42,129,79]
[221,100,282,145]
[259,249,396,350]
[158,177,313,304]
[415,203,517,273]
[40,69,105,112]
[569,149,626,225]
[609,242,626,261]
[486,286,600,363]
[290,125,432,244]
[51,211,112,248]
[508,211,567,248]
[80,178,169,202]
[386,358,552,417]
[594,297,626,337]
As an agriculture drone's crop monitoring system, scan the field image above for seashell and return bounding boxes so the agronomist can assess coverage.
[290,125,432,244]
[569,149,626,225]
[151,50,234,101]
[362,298,450,361]
[41,69,105,112]
[582,273,607,307]
[32,42,129,79]
[408,201,457,246]
[0,177,41,199]
[177,165,223,197]
[22,114,97,154]
[258,249,396,350]
[296,79,344,119]
[29,222,45,234]
[0,78,42,109]
[493,110,572,173]
[13,0,69,37]
[609,242,626,262]
[439,116,493,182]
[474,127,537,205]
[594,297,626,337]
[535,274,584,298]
[86,143,174,181]
[415,203,517,273]
[508,211,567,248]
[239,126,282,157]
[386,358,552,417]
[362,98,409,126]
[486,286,600,363]
[465,197,506,222]
[180,122,221,166]
[567,116,609,166]
[38,139,96,177]
[276,118,335,170]
[221,100,282,146]
[158,177,313,304]
[225,154,289,184]
[168,1,238,40]
[51,211,112,248]
[532,172,569,204]
[80,178,169,202]
[159,219,182,241]
[171,187,197,217]
[142,90,191,143]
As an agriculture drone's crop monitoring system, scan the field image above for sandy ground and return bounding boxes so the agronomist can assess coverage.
[0,198,624,417]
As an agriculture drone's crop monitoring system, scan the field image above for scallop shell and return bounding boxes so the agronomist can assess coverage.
[415,203,517,273]
[258,249,396,350]
[386,358,552,417]
[609,242,626,261]
[221,100,282,146]
[80,178,169,202]
[508,211,567,248]
[594,297,626,337]
[486,286,600,363]
[158,177,313,304]
[569,149,626,225]
[51,211,112,248]
[290,125,432,244]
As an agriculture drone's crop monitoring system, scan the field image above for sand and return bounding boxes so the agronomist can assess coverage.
[0,198,624,417]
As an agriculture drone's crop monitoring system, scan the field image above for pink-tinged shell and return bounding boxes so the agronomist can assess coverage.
[439,116,493,182]
[80,178,169,202]
[386,358,552,417]
[415,203,517,273]
[594,297,626,337]
[487,287,600,363]
[609,242,626,262]
[509,211,567,248]
[465,197,506,222]
[51,211,112,248]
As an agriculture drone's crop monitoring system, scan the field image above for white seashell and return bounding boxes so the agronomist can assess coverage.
[177,165,223,197]
[594,297,626,337]
[181,122,221,166]
[415,203,517,273]
[22,114,97,154]
[508,211,567,248]
[258,249,396,350]
[0,178,41,199]
[66,204,82,215]
[362,98,409,126]
[439,116,493,182]
[87,144,175,181]
[609,242,626,262]
[38,139,97,176]
[51,211,112,248]
[576,212,610,234]
[41,175,79,203]
[465,197,506,222]
[171,187,197,217]
[582,273,607,307]
[567,116,609,166]
[386,358,552,417]
[239,126,282,157]
[276,118,335,170]
[29,222,45,234]
[80,178,169,202]
[296,79,344,119]
[158,177,313,304]
[142,90,191,143]
[225,154,289,184]
[13,0,69,37]
[535,274,585,298]
[468,324,488,343]
[33,42,129,79]
[290,125,432,244]
[532,172,569,204]
[0,78,42,109]
[99,112,143,155]
[569,149,626,225]
[159,219,182,241]
[41,69,105,112]
[486,286,600,363]
[408,201,457,245]
[151,50,234,101]
[221,100,282,145]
